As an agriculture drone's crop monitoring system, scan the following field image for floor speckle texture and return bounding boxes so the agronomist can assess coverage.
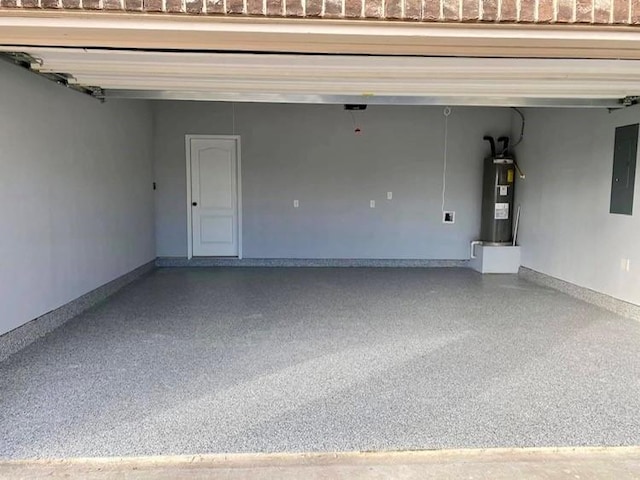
[1,267,640,459]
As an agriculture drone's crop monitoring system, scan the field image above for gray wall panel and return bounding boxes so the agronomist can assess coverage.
[0,61,156,336]
[154,102,511,259]
[515,107,640,306]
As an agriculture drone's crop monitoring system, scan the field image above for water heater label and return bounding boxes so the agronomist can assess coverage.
[499,185,508,196]
[495,203,509,220]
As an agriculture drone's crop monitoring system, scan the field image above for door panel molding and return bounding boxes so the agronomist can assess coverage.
[186,135,242,259]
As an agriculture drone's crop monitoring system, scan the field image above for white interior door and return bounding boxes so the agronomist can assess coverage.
[189,137,239,257]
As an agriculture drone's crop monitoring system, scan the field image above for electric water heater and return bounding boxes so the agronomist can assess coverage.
[480,136,516,245]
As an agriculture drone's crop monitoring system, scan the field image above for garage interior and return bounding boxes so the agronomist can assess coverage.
[1,37,640,462]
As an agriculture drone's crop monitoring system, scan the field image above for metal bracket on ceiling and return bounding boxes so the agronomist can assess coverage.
[4,51,41,68]
[1,52,105,102]
[607,96,639,113]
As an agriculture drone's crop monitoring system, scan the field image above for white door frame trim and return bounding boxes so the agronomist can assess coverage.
[185,134,242,260]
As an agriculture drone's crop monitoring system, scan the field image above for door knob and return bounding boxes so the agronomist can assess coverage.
[192,202,198,206]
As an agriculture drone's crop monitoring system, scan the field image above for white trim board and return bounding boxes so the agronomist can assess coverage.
[185,135,242,260]
[3,12,640,59]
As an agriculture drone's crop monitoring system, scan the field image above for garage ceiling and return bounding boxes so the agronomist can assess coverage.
[3,47,640,108]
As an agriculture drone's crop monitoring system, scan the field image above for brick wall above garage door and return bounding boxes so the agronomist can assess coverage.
[0,0,637,25]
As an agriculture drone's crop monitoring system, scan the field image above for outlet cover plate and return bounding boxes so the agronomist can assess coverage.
[443,211,455,223]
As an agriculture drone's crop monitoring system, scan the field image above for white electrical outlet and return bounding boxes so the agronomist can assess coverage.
[370,200,376,208]
[387,192,393,200]
[443,211,455,224]
[293,200,299,208]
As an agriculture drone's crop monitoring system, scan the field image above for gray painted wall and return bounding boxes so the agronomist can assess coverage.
[154,102,510,259]
[515,107,640,306]
[0,60,155,336]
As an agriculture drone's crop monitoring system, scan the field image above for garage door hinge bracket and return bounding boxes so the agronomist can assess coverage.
[622,96,640,107]
[608,96,640,113]
[1,52,104,102]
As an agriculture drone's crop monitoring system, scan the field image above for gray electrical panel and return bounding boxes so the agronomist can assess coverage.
[610,123,638,216]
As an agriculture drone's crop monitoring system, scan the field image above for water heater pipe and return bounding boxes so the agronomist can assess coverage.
[513,205,521,246]
[470,240,483,259]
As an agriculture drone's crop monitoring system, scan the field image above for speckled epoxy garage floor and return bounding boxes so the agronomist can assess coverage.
[2,267,640,459]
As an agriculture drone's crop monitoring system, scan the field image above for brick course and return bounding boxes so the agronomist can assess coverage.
[0,0,638,25]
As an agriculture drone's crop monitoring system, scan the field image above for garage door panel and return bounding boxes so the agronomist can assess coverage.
[1,47,638,107]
